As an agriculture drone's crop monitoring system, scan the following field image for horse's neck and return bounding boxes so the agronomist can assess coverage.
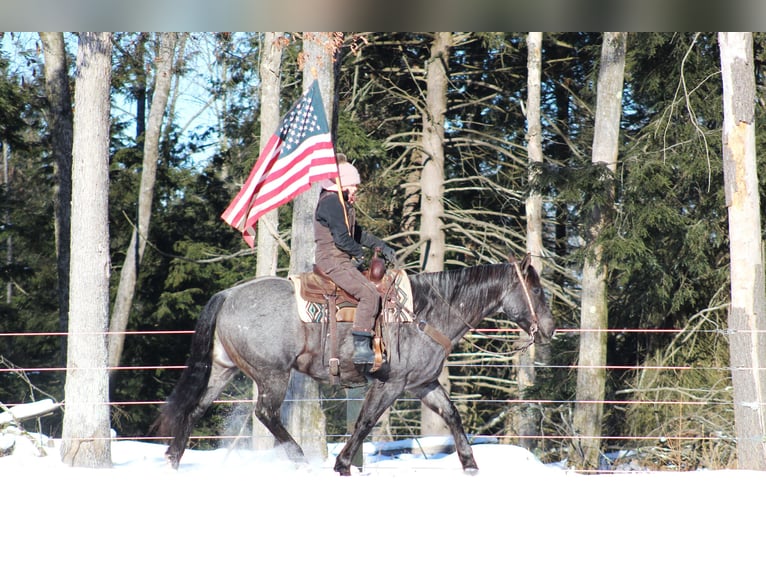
[413,269,504,340]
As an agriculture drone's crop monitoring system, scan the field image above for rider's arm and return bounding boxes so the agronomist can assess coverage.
[316,193,364,259]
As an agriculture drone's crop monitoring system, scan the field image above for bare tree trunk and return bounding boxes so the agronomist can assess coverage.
[61,32,113,468]
[255,32,284,279]
[570,32,626,470]
[40,32,73,363]
[419,32,451,436]
[108,33,177,373]
[252,32,284,450]
[719,32,766,470]
[401,149,422,236]
[508,32,544,450]
[525,32,545,274]
[282,33,337,460]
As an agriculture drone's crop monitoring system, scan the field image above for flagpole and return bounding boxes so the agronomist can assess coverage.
[335,177,351,233]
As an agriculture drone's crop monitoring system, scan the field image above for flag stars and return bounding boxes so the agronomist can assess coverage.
[281,101,322,153]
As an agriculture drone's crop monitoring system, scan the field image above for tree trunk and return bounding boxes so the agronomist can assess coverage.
[525,32,545,274]
[40,32,73,364]
[252,32,284,450]
[419,32,451,436]
[108,33,177,373]
[60,32,113,468]
[719,32,766,470]
[282,33,336,460]
[570,32,626,470]
[508,32,544,450]
[134,33,147,140]
[255,32,284,279]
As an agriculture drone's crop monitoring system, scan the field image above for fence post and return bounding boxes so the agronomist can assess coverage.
[346,387,364,469]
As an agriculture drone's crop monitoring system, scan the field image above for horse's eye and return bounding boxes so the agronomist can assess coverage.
[532,287,542,296]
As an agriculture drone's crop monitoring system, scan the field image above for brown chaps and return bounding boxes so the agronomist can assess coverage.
[314,259,380,333]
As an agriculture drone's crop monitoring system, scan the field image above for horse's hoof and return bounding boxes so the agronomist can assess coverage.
[463,467,479,476]
[334,463,352,477]
[165,452,180,470]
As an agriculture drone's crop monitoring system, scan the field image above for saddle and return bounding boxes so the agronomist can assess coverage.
[300,262,386,309]
[289,257,414,381]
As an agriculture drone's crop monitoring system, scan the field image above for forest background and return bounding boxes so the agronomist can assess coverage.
[1,32,762,470]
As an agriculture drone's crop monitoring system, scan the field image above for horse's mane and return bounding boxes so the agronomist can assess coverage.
[409,263,517,323]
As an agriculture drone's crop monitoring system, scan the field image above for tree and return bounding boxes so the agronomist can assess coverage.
[40,32,73,363]
[507,31,544,449]
[570,32,627,470]
[60,32,113,468]
[525,32,545,274]
[281,32,339,460]
[108,33,177,373]
[420,32,452,436]
[255,32,285,279]
[252,32,285,450]
[719,31,766,470]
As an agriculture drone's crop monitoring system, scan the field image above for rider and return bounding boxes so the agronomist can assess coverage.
[314,157,396,368]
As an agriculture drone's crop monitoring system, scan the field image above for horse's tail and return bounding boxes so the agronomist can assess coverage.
[151,290,229,442]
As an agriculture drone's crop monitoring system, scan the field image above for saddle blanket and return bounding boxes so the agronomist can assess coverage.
[289,269,414,324]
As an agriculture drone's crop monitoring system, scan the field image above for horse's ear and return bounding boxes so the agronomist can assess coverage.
[508,253,518,265]
[521,252,532,273]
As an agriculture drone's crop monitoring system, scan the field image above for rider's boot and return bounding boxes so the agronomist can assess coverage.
[351,331,375,367]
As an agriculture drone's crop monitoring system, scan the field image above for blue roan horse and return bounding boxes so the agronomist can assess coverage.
[154,253,555,476]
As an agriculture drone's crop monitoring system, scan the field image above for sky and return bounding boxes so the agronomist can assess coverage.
[2,431,765,574]
[1,32,221,167]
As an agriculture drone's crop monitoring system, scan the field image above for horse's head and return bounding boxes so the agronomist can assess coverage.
[506,253,555,344]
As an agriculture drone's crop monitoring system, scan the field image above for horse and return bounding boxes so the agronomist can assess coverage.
[154,253,555,476]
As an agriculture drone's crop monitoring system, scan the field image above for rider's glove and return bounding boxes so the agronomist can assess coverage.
[380,245,396,264]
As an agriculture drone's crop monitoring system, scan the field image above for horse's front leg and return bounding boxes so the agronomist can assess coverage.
[413,380,478,474]
[334,380,404,476]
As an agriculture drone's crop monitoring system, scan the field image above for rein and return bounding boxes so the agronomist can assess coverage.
[511,259,539,351]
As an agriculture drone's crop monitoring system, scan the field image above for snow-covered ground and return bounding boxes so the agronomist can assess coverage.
[2,434,764,573]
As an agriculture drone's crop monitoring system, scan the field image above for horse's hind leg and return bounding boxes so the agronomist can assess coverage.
[165,364,236,468]
[413,380,478,474]
[252,373,306,463]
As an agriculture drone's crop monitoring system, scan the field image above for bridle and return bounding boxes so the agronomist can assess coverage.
[511,258,539,350]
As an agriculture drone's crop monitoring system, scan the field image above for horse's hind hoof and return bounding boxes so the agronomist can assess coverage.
[165,452,180,470]
[333,461,352,477]
[463,467,479,476]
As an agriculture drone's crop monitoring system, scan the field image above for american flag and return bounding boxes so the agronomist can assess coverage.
[222,80,339,247]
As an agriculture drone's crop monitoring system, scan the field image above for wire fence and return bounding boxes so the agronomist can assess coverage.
[0,326,749,470]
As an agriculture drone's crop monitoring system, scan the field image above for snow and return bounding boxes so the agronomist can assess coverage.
[2,434,764,573]
[0,398,60,426]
